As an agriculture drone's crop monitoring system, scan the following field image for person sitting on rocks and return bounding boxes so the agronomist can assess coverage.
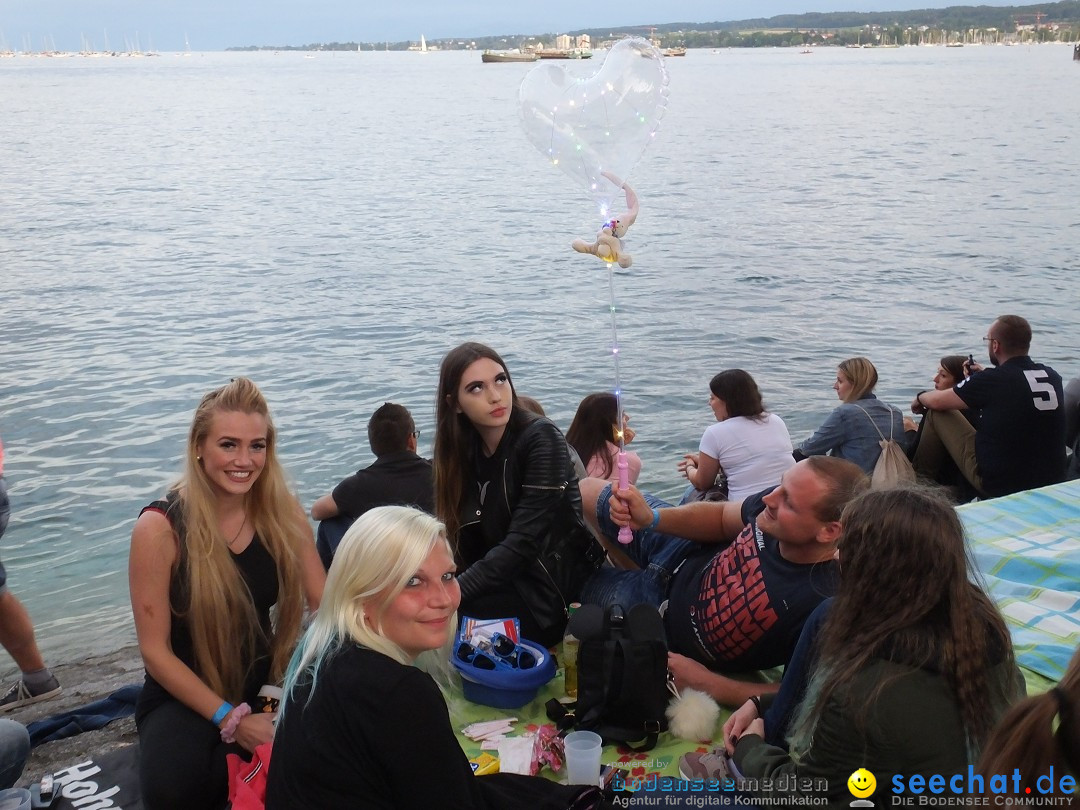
[0,433,62,713]
[911,315,1066,498]
[578,456,868,707]
[566,392,642,486]
[677,369,794,503]
[310,402,433,569]
[793,357,907,476]
[722,487,1022,805]
[1065,376,1080,480]
[129,378,324,810]
[903,354,978,500]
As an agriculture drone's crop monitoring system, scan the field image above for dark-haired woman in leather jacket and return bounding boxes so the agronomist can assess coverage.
[433,343,604,647]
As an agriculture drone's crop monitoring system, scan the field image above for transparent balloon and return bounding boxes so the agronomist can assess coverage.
[519,37,670,218]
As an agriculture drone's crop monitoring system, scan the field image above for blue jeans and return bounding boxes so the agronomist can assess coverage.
[0,717,30,789]
[315,515,354,571]
[579,484,700,609]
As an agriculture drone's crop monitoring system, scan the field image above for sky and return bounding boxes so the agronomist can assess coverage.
[2,0,1020,52]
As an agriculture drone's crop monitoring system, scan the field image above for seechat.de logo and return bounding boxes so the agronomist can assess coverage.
[849,768,878,807]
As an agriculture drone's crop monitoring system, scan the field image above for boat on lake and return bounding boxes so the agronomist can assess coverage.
[481,50,539,63]
[663,47,687,57]
[536,48,592,59]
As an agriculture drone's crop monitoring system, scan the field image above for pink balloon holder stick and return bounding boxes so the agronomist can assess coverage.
[616,453,633,545]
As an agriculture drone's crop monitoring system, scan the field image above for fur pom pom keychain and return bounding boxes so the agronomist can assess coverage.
[664,674,721,742]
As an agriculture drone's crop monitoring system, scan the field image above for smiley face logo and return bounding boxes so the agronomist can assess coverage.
[848,768,877,799]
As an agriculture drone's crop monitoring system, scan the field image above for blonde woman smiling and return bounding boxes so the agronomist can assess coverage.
[129,378,324,810]
[266,506,604,809]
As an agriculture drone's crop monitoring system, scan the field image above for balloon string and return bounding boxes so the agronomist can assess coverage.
[607,261,634,545]
[606,261,625,451]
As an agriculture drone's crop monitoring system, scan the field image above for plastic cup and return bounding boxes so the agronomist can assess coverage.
[564,730,603,786]
[0,788,31,810]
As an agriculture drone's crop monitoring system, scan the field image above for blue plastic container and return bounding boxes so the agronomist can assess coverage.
[452,639,556,709]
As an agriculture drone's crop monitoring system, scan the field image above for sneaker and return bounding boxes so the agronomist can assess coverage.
[679,748,731,781]
[0,676,62,712]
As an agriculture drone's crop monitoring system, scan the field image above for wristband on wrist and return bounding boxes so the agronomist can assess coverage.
[211,701,233,727]
[220,702,252,743]
[647,508,661,530]
[916,391,927,408]
[749,695,763,716]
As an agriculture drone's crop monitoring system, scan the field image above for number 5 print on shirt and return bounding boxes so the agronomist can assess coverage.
[1024,370,1060,411]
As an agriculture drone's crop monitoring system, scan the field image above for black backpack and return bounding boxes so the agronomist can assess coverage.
[567,602,670,751]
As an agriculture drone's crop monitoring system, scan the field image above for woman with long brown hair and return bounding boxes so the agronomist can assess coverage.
[433,343,603,647]
[677,369,794,502]
[129,377,324,809]
[566,391,641,484]
[728,487,1021,805]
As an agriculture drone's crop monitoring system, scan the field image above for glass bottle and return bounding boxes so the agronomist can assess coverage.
[563,602,581,699]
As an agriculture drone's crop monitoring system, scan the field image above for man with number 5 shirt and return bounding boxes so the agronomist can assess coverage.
[911,314,1066,498]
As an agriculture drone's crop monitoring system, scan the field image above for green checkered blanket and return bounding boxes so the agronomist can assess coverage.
[960,479,1080,682]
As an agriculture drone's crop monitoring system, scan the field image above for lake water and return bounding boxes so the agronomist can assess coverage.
[1,45,1077,671]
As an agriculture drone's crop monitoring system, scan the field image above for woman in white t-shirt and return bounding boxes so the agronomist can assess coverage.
[679,369,795,502]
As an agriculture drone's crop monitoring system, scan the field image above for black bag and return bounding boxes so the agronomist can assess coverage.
[569,602,670,751]
[50,745,143,809]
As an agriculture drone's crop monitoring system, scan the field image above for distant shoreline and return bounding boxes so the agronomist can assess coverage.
[222,2,1080,52]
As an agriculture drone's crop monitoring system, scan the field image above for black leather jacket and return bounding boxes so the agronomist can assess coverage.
[456,415,605,639]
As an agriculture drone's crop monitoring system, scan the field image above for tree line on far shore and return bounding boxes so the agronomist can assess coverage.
[226,0,1080,51]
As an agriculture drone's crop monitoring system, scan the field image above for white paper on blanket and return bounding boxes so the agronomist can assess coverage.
[462,718,518,741]
[497,734,537,776]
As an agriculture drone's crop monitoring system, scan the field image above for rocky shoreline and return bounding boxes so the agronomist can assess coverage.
[4,644,144,789]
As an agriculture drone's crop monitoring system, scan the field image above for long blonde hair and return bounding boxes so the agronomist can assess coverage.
[171,377,307,700]
[281,506,456,718]
[837,357,879,402]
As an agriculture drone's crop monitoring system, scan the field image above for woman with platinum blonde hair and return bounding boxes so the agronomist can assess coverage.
[266,505,605,810]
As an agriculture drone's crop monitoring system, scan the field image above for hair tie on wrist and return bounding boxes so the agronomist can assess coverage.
[220,702,252,744]
[916,391,927,408]
[749,695,763,716]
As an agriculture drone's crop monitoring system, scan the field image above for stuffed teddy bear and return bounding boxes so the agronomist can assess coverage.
[572,173,639,269]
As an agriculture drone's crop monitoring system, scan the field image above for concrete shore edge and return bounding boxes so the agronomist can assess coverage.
[4,644,144,788]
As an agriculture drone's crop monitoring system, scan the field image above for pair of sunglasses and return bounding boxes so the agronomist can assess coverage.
[489,633,538,669]
[455,635,537,671]
[455,640,502,670]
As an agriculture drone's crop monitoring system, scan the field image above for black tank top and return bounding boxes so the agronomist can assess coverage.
[134,492,279,722]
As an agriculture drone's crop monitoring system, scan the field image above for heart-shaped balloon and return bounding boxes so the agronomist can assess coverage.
[519,37,669,216]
